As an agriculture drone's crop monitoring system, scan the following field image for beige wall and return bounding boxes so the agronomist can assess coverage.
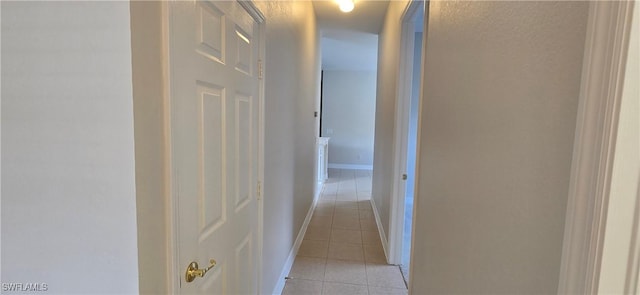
[371,0,410,247]
[598,3,640,293]
[1,2,140,293]
[255,2,321,294]
[411,1,588,293]
[130,2,170,294]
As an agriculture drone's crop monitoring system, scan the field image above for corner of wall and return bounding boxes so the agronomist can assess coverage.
[130,2,171,294]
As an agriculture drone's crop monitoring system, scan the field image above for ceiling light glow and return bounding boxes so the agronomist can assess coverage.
[338,0,354,13]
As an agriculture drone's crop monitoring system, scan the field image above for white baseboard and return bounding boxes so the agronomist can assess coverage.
[328,163,373,170]
[370,198,389,263]
[315,180,324,200]
[271,189,320,295]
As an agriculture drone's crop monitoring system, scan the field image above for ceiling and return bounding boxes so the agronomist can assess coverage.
[313,0,389,71]
[313,0,389,34]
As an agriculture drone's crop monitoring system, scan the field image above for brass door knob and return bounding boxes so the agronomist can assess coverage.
[185,259,217,283]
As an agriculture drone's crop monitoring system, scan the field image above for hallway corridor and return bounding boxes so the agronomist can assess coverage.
[282,169,408,295]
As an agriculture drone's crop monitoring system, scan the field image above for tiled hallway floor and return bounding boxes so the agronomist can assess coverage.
[282,169,408,295]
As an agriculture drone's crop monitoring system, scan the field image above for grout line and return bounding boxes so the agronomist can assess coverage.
[292,169,378,294]
[321,256,328,292]
[398,264,409,290]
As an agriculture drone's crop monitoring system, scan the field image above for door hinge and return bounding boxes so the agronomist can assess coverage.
[258,60,263,80]
[402,174,408,180]
[257,181,262,200]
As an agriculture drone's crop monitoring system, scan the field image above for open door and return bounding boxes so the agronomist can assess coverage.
[167,1,264,293]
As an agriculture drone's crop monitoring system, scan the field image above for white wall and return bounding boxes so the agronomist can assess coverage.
[321,34,378,72]
[255,2,321,294]
[1,2,139,293]
[598,3,640,293]
[371,0,410,248]
[411,1,588,293]
[322,70,377,167]
[129,2,170,294]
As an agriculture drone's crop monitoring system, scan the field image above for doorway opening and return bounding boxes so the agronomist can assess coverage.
[389,0,425,284]
[319,31,379,174]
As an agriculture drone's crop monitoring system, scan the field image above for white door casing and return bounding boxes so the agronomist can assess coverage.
[558,1,636,293]
[168,1,263,293]
[388,0,423,266]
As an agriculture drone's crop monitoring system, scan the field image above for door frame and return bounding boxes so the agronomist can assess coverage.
[164,1,266,292]
[558,1,636,294]
[388,0,425,266]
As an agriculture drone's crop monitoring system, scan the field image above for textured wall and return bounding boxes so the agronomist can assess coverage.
[255,2,321,294]
[411,1,588,293]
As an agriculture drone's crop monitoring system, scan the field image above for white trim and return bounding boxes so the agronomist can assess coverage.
[370,198,389,263]
[238,0,265,22]
[328,163,373,170]
[388,0,423,266]
[626,179,640,294]
[558,1,635,294]
[163,1,180,292]
[237,2,267,293]
[316,182,323,200]
[271,191,320,295]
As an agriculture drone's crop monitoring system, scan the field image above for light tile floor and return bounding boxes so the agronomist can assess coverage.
[282,169,408,295]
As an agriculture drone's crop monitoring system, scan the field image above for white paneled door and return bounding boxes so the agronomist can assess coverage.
[168,1,262,293]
